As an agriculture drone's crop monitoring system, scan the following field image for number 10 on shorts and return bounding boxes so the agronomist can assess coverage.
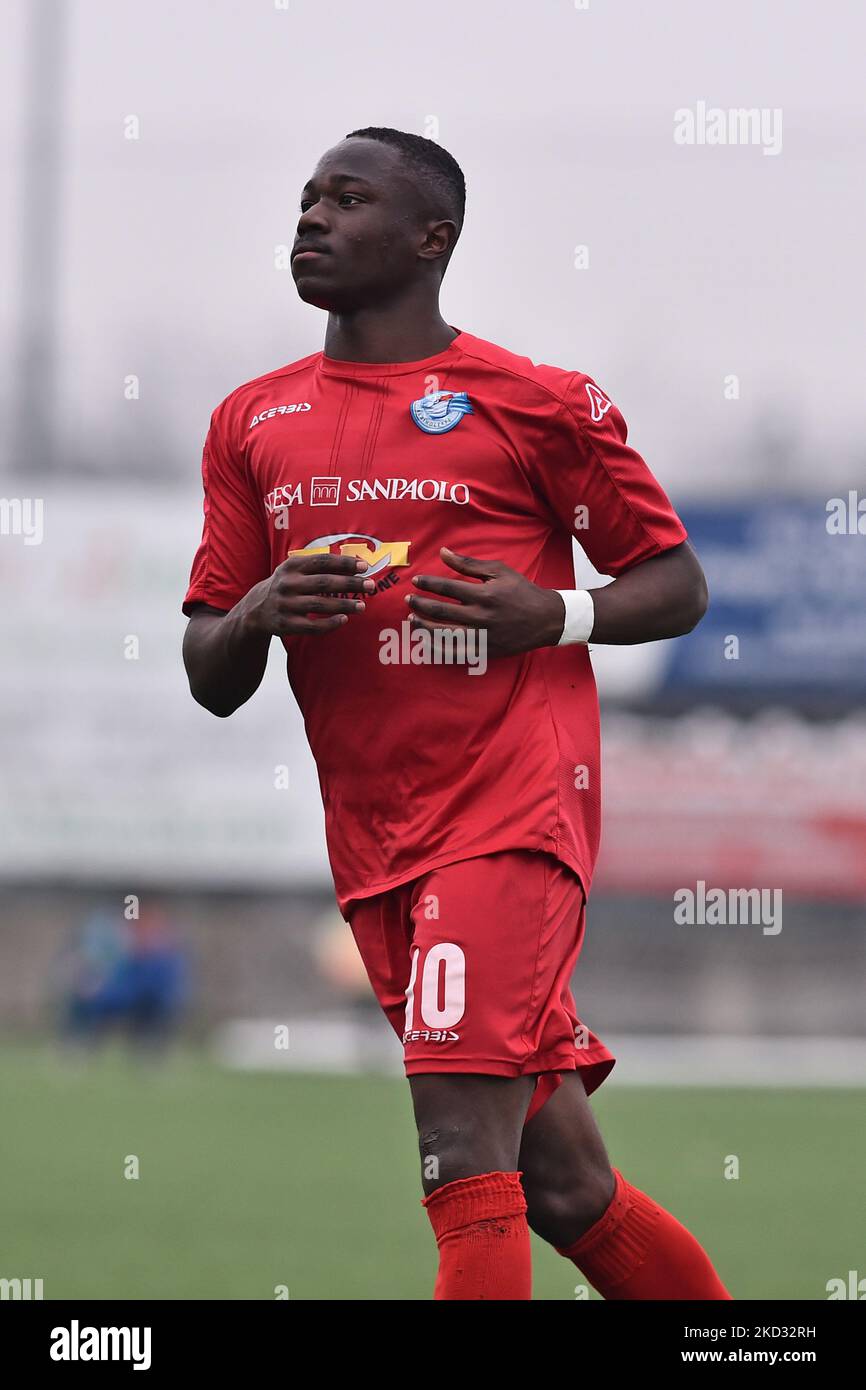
[403,943,466,1042]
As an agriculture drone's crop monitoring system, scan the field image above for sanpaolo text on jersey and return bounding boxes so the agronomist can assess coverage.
[183,329,688,912]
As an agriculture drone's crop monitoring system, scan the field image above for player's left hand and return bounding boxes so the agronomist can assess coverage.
[407,548,566,659]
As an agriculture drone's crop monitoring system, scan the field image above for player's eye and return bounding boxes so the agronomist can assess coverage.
[338,193,364,206]
[299,198,315,213]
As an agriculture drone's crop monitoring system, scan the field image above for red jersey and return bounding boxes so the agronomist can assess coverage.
[183,329,687,913]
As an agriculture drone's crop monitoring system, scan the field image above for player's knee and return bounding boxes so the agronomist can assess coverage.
[417,1120,482,1185]
[417,1119,513,1191]
[523,1163,615,1248]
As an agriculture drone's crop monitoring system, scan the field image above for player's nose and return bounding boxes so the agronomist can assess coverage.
[296,201,329,237]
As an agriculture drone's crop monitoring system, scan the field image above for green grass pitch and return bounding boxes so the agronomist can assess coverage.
[1,1045,862,1300]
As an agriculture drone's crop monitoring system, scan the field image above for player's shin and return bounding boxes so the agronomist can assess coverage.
[422,1170,532,1300]
[556,1168,732,1300]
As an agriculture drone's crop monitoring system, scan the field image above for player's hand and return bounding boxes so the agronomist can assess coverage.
[244,553,376,637]
[407,548,566,659]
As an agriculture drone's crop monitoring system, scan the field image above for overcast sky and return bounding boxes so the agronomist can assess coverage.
[1,0,864,493]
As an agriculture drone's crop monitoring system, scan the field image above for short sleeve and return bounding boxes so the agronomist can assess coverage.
[534,373,688,577]
[182,401,272,615]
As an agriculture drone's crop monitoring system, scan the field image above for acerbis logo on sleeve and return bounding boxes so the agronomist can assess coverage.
[249,403,312,429]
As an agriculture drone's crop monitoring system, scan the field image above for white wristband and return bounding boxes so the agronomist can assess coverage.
[555,589,595,645]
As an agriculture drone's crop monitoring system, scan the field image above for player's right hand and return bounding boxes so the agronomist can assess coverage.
[243,553,377,637]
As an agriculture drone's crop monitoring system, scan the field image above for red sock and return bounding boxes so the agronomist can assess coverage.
[422,1171,532,1300]
[557,1168,732,1300]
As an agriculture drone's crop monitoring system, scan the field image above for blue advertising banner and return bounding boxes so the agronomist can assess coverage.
[661,498,866,704]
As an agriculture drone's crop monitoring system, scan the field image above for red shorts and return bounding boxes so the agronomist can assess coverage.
[347,850,616,1113]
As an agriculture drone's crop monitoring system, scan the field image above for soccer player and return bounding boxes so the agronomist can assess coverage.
[182,128,730,1300]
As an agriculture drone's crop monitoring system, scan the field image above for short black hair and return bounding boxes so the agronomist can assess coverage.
[345,126,466,239]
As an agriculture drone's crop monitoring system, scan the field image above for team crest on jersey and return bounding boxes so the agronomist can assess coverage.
[410,390,473,435]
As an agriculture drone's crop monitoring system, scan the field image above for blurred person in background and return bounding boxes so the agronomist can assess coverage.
[58,903,189,1057]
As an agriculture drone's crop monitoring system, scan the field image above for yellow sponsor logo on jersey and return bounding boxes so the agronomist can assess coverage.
[287,532,411,577]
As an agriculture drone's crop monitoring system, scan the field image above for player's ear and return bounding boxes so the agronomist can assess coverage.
[418,219,458,265]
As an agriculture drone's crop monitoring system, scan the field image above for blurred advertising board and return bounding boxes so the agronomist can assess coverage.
[660,498,866,708]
